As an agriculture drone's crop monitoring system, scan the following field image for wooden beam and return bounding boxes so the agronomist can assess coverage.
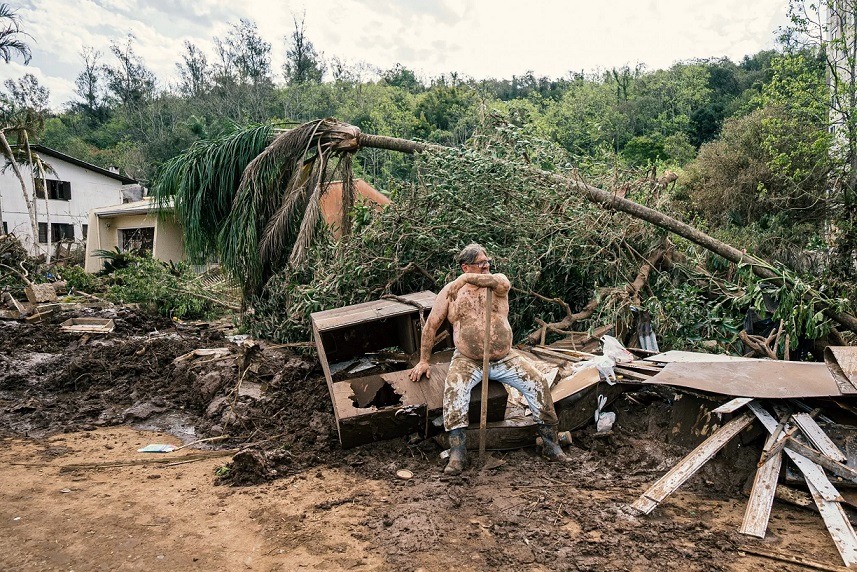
[793,412,847,463]
[740,422,785,538]
[806,478,857,567]
[748,402,843,502]
[630,412,754,514]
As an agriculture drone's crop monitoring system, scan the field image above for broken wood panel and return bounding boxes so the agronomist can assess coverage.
[631,412,754,515]
[740,427,784,538]
[749,402,843,502]
[550,368,600,403]
[740,545,851,572]
[826,346,857,394]
[311,291,435,332]
[806,477,857,567]
[649,361,841,398]
[713,397,754,414]
[59,317,115,333]
[793,412,847,462]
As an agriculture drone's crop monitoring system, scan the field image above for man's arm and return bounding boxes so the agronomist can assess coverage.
[448,272,511,299]
[408,286,451,382]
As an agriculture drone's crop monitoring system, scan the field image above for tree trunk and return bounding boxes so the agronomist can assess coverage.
[353,130,857,333]
[24,132,51,264]
[0,129,39,253]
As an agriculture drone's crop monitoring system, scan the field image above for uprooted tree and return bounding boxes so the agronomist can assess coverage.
[152,117,857,350]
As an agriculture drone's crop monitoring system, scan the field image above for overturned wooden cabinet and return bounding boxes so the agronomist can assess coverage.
[311,291,508,448]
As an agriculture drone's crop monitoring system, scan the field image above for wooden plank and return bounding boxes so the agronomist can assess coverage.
[749,402,844,502]
[713,397,754,414]
[785,438,857,484]
[793,412,847,462]
[550,368,600,403]
[740,545,850,572]
[311,291,435,331]
[740,425,784,538]
[806,477,857,567]
[630,412,754,515]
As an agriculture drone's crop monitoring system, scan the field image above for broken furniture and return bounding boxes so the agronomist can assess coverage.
[311,291,509,448]
[60,317,116,334]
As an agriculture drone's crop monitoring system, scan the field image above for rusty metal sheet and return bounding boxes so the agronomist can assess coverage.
[311,290,436,332]
[647,360,840,398]
[826,346,857,394]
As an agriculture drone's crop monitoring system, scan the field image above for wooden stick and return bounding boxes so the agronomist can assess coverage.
[479,287,493,464]
[739,545,849,571]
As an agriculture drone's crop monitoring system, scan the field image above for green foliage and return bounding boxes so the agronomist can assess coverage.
[622,135,666,165]
[101,255,219,319]
[684,104,828,228]
[247,123,659,343]
[61,264,99,293]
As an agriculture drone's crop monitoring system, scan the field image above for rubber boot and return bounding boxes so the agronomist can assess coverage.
[444,428,467,475]
[536,424,572,462]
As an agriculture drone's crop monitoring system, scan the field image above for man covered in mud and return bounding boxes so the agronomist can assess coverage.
[409,243,570,475]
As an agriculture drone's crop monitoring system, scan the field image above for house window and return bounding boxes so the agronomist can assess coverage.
[120,227,154,254]
[37,223,75,243]
[81,224,88,240]
[2,222,6,234]
[35,179,72,201]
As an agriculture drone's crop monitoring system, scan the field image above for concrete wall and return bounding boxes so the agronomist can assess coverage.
[0,155,125,254]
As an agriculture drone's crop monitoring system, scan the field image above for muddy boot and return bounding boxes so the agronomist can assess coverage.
[444,428,467,475]
[536,424,572,462]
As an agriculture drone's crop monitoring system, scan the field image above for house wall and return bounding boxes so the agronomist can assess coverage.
[152,217,185,264]
[84,212,185,273]
[0,155,125,254]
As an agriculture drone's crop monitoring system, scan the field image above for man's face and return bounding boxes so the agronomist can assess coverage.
[462,251,492,274]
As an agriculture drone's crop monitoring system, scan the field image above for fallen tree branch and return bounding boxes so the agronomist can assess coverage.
[351,129,857,333]
[524,288,611,345]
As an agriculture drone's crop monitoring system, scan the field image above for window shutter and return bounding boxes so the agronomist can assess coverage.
[38,223,48,243]
[62,181,72,200]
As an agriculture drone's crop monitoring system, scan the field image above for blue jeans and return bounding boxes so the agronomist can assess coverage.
[443,349,558,431]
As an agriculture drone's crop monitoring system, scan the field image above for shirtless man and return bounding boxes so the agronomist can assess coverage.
[409,243,570,475]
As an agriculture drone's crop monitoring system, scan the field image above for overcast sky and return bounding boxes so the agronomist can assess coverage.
[2,0,790,110]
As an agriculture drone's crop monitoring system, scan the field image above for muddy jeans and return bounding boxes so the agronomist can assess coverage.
[443,349,559,431]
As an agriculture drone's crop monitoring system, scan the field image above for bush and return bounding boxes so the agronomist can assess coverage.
[102,255,220,320]
[61,264,100,294]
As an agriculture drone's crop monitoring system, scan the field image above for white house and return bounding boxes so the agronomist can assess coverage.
[0,144,138,255]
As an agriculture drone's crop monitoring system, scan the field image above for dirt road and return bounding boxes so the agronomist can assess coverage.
[0,425,840,572]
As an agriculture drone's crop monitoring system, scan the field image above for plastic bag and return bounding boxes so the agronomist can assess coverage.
[594,394,616,433]
[601,335,634,364]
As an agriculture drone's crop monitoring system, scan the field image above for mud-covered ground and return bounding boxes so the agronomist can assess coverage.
[0,308,850,571]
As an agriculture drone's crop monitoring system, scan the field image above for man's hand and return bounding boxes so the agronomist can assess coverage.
[409,361,431,382]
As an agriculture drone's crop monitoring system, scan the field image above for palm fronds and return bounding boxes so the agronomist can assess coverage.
[153,117,362,296]
[152,123,274,263]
